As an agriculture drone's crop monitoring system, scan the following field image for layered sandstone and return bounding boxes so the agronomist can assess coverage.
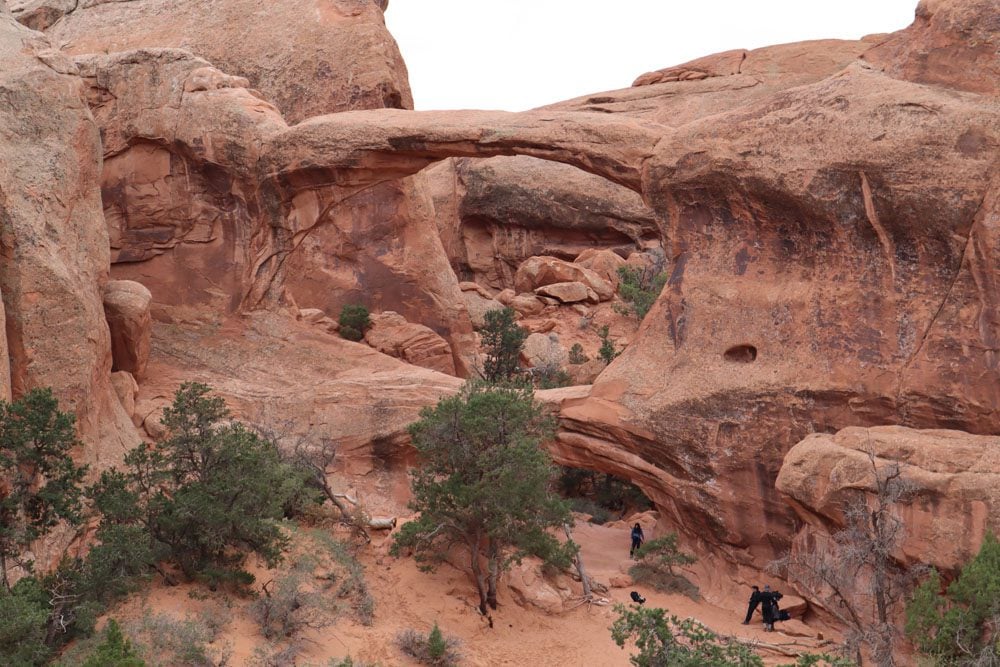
[138,313,463,475]
[72,48,477,374]
[2,0,998,615]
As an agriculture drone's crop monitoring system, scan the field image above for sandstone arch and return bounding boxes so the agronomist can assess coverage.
[243,60,1000,584]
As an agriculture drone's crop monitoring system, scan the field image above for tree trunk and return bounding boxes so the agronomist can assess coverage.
[0,550,8,592]
[486,539,499,610]
[470,545,489,616]
[563,523,592,598]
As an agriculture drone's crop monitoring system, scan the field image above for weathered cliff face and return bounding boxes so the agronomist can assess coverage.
[0,12,139,476]
[13,0,412,122]
[777,426,1000,576]
[70,48,477,373]
[862,0,1000,95]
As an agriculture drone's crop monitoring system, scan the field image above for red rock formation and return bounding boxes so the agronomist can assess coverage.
[246,0,1000,583]
[103,280,152,380]
[863,0,1000,95]
[15,0,412,121]
[138,313,462,475]
[4,0,998,612]
[514,256,614,301]
[364,311,457,376]
[777,426,1000,574]
[0,13,140,473]
[72,48,478,375]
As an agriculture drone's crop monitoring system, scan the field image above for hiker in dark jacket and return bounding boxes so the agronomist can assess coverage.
[760,586,784,631]
[742,585,762,624]
[630,523,645,558]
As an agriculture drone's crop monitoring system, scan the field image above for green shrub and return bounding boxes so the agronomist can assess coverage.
[307,529,375,626]
[905,532,1000,665]
[392,382,574,615]
[89,383,308,588]
[338,305,371,342]
[615,266,667,320]
[598,326,620,364]
[568,343,588,365]
[634,533,697,575]
[396,624,461,667]
[628,563,700,600]
[610,604,762,666]
[126,610,228,667]
[251,556,331,640]
[0,388,88,590]
[0,578,51,666]
[81,620,144,667]
[535,363,572,390]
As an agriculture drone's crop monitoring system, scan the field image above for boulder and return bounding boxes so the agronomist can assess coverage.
[510,294,545,317]
[110,371,138,421]
[297,308,339,333]
[535,281,596,304]
[506,560,572,614]
[495,288,516,305]
[575,248,627,288]
[522,333,568,369]
[364,311,456,376]
[460,288,505,328]
[103,280,152,379]
[514,256,614,301]
[568,358,605,386]
[777,426,1000,573]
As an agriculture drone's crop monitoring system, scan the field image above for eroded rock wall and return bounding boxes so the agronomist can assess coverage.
[0,13,140,472]
[14,0,412,121]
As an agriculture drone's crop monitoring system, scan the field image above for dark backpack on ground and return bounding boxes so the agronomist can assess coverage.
[630,591,646,604]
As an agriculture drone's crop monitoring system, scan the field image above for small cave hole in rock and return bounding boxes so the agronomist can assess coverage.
[724,344,758,363]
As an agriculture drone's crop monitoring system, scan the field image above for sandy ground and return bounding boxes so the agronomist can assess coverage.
[95,508,836,666]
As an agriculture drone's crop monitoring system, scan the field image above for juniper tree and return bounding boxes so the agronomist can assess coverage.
[89,383,307,588]
[391,382,575,615]
[0,388,87,590]
[479,308,528,384]
[906,533,1000,665]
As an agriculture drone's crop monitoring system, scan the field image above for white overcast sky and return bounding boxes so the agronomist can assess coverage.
[386,0,919,111]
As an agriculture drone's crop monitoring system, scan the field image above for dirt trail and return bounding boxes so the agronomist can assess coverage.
[105,514,833,666]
